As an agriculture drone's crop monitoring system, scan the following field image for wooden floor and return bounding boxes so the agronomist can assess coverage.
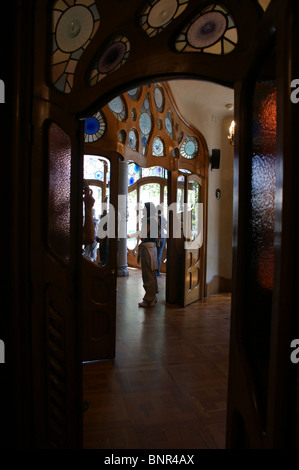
[83,268,231,449]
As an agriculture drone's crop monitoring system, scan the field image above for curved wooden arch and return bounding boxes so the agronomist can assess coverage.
[35,0,264,114]
[83,81,210,178]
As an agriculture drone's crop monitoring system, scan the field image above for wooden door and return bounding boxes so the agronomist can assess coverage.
[82,154,119,362]
[30,101,83,448]
[183,174,205,306]
[226,0,299,449]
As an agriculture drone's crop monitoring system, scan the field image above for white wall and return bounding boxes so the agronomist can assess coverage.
[168,80,234,285]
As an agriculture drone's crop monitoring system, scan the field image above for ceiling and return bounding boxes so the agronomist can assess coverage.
[168,79,234,119]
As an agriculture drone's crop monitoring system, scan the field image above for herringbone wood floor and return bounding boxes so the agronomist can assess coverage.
[83,268,231,449]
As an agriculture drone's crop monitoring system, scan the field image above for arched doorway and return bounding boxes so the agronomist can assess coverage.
[79,78,234,449]
[80,80,216,364]
[22,0,297,450]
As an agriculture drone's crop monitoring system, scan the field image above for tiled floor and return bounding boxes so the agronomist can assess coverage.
[83,268,231,449]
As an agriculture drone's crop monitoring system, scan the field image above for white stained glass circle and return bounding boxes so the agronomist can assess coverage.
[187,11,227,49]
[185,140,195,155]
[180,136,198,159]
[108,96,124,114]
[129,129,137,150]
[148,0,178,28]
[139,112,152,135]
[154,86,164,111]
[56,5,94,53]
[128,88,138,96]
[153,137,164,156]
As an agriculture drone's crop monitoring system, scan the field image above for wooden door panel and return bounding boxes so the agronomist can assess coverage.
[183,174,205,306]
[82,260,116,361]
[226,1,297,448]
[30,104,83,448]
[184,250,200,306]
[82,154,119,362]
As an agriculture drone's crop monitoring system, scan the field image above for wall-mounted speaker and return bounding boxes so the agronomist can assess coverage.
[211,148,221,170]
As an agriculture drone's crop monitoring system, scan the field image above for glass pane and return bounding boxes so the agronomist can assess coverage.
[48,122,71,265]
[89,185,102,221]
[188,179,201,241]
[139,183,160,207]
[83,156,111,266]
[127,189,138,250]
[152,137,165,157]
[164,185,168,214]
[51,0,100,93]
[83,184,103,260]
[250,80,277,292]
[142,166,167,178]
[84,154,105,181]
[177,176,184,213]
[139,183,160,229]
[97,158,110,266]
[245,75,277,420]
[128,163,141,186]
[174,3,238,55]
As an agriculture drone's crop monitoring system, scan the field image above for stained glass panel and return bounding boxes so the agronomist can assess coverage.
[84,111,106,142]
[139,184,161,219]
[187,180,201,241]
[175,3,238,55]
[177,175,184,213]
[127,88,142,101]
[84,155,108,181]
[128,164,167,186]
[108,96,128,121]
[89,35,130,86]
[51,0,100,93]
[48,123,71,264]
[142,166,167,178]
[164,110,173,138]
[250,80,277,292]
[127,189,138,249]
[180,136,198,159]
[139,0,189,37]
[244,74,277,421]
[128,163,141,186]
[152,136,165,156]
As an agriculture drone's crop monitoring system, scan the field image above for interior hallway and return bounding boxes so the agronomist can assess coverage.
[83,268,231,449]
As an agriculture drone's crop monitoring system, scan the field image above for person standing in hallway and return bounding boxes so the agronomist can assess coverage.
[138,202,158,307]
[156,204,167,277]
[97,196,109,266]
[83,184,95,246]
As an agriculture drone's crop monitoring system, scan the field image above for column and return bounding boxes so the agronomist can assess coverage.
[117,160,129,277]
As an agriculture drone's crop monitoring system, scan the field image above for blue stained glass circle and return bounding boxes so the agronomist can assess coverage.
[85,117,100,135]
[129,177,135,185]
[185,140,195,155]
[95,170,103,180]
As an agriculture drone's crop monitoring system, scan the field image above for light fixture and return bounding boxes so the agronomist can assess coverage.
[228,120,235,145]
